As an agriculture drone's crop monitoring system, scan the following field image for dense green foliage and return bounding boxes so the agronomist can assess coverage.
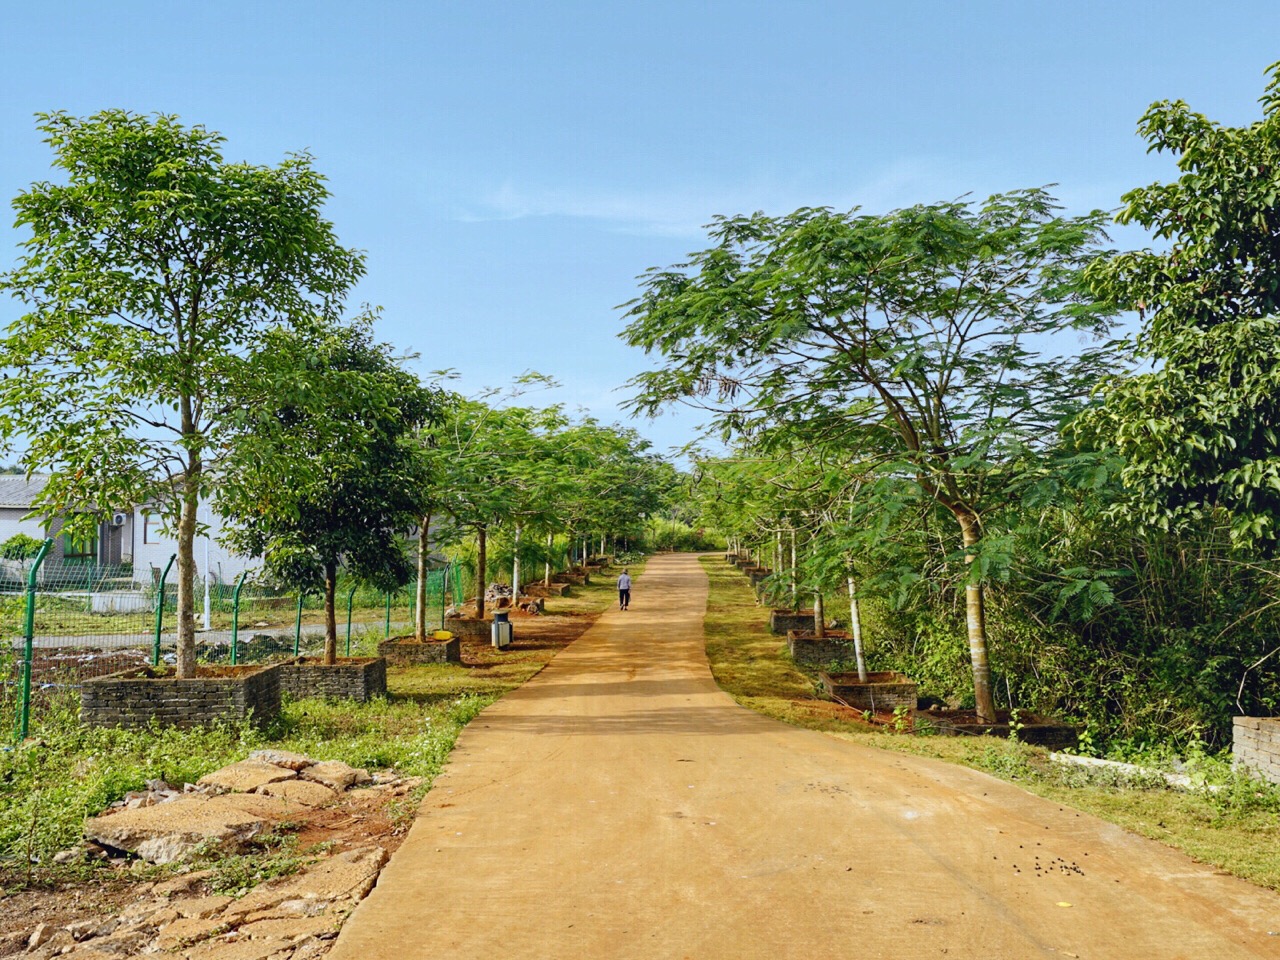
[0,110,365,677]
[634,66,1280,753]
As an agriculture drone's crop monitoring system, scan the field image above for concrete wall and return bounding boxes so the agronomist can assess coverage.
[1233,717,1280,784]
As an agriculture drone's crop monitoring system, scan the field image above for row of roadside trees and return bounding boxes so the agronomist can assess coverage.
[624,63,1280,748]
[0,109,676,678]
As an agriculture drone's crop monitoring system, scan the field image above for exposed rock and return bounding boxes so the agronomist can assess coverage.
[179,937,296,960]
[254,780,338,807]
[247,749,314,771]
[198,760,298,794]
[154,869,214,897]
[84,793,302,865]
[232,915,342,941]
[224,847,387,920]
[52,845,88,864]
[155,916,228,951]
[299,761,370,791]
[64,918,103,942]
[28,923,54,948]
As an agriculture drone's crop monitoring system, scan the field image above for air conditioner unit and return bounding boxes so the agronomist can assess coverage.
[110,512,128,527]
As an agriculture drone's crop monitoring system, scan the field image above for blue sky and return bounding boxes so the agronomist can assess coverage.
[2,2,1279,456]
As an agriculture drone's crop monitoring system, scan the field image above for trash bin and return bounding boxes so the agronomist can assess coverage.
[491,609,512,649]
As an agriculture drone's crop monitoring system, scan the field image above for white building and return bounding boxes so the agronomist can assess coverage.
[0,474,258,586]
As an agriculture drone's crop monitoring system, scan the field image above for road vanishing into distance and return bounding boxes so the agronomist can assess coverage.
[329,553,1280,960]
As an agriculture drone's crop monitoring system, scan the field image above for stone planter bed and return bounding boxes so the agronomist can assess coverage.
[377,636,462,665]
[444,616,493,639]
[786,629,859,668]
[524,581,570,598]
[923,709,1079,750]
[770,609,816,634]
[819,670,918,713]
[81,663,281,730]
[277,656,388,702]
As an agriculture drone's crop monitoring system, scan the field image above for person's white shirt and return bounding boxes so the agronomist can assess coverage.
[617,573,632,590]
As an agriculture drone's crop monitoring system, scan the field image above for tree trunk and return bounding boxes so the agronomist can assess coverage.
[789,528,798,612]
[512,522,522,602]
[544,531,553,587]
[323,560,338,665]
[813,590,825,639]
[956,509,997,723]
[847,567,866,682]
[415,512,431,640]
[175,475,200,678]
[476,525,488,620]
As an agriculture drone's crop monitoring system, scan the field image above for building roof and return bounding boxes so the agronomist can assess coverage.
[0,474,51,510]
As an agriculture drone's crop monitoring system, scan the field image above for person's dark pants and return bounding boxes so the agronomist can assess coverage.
[619,589,631,609]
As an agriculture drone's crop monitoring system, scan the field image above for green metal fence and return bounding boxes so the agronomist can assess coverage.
[5,540,464,739]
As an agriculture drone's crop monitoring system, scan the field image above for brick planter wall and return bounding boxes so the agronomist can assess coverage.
[444,617,492,638]
[377,636,462,665]
[747,568,772,587]
[820,671,917,713]
[525,582,570,598]
[81,664,281,730]
[786,630,858,668]
[1234,717,1280,784]
[277,657,387,702]
[770,610,817,635]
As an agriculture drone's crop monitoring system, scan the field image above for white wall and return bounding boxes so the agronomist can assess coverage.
[0,508,49,544]
[129,503,259,586]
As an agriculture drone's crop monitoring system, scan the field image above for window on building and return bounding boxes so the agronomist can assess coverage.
[63,528,97,566]
[143,513,160,544]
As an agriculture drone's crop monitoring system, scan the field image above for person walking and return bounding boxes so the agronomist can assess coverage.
[617,569,632,610]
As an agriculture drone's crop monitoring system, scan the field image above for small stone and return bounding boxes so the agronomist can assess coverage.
[154,915,228,950]
[247,749,314,771]
[254,780,338,807]
[300,761,370,791]
[52,846,87,865]
[153,869,214,897]
[198,760,298,794]
[29,923,54,948]
[63,919,99,942]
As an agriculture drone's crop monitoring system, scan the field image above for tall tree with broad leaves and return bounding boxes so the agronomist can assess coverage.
[222,319,442,664]
[0,111,364,677]
[1083,62,1280,546]
[622,189,1116,721]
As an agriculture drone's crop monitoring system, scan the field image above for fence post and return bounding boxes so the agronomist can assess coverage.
[345,585,357,656]
[151,553,177,667]
[15,538,53,741]
[229,570,248,665]
[293,594,304,656]
[440,566,448,630]
[384,592,392,638]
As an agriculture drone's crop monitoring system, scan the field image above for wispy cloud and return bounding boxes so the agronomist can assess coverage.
[432,157,1135,238]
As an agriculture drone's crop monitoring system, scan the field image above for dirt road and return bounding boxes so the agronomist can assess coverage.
[328,554,1280,959]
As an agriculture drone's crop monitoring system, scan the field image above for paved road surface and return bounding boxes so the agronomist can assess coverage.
[328,553,1280,959]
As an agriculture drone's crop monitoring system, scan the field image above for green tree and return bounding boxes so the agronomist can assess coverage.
[622,190,1115,721]
[1084,61,1280,545]
[0,111,363,677]
[223,321,440,664]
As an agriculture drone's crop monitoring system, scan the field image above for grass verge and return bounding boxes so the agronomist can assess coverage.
[700,556,1280,890]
